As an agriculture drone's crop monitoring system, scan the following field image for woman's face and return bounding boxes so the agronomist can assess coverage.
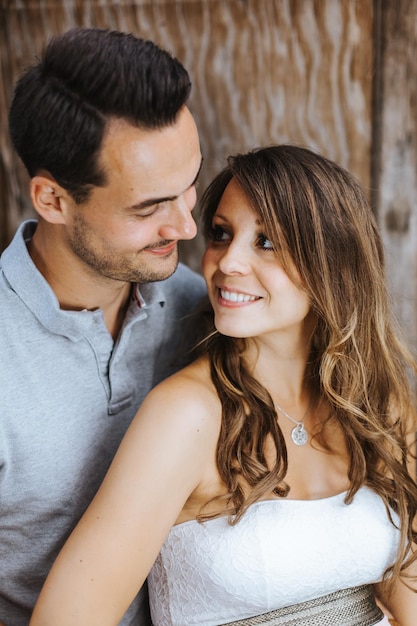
[202,178,313,345]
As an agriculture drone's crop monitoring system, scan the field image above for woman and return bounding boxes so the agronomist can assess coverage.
[30,145,417,625]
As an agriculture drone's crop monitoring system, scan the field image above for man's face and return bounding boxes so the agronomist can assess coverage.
[63,106,202,284]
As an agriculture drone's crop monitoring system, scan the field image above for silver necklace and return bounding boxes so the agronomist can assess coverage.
[275,400,311,446]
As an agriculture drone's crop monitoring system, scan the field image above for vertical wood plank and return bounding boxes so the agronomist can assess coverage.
[372,0,417,352]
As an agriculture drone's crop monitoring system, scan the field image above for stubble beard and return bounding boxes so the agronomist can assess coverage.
[67,215,179,284]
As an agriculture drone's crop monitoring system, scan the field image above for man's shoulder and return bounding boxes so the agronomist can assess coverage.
[160,263,206,300]
[166,262,205,285]
[0,220,39,298]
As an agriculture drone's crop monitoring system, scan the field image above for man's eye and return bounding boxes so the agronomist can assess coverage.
[258,234,274,250]
[135,208,157,218]
[130,204,160,219]
[209,225,230,242]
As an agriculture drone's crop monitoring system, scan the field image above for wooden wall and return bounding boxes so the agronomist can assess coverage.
[0,0,416,354]
[372,0,417,352]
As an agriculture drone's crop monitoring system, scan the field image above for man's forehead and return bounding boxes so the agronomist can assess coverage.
[100,111,199,174]
[91,115,201,209]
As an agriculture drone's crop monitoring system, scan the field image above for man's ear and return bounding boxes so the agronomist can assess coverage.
[30,175,72,225]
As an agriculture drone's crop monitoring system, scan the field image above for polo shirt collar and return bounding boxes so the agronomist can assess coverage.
[1,220,166,340]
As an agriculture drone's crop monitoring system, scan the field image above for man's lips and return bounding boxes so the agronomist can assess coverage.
[145,241,177,256]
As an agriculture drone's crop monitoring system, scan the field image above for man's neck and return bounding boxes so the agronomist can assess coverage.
[28,225,133,341]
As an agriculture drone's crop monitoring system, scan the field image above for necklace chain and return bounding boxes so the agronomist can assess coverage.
[275,399,312,446]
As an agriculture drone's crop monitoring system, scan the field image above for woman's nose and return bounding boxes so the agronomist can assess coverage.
[217,241,250,275]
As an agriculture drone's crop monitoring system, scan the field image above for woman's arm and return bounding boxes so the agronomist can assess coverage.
[375,563,417,626]
[30,367,216,626]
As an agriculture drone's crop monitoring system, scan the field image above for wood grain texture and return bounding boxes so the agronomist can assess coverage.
[372,0,417,352]
[0,0,374,267]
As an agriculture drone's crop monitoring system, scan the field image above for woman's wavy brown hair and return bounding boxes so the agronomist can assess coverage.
[198,144,417,587]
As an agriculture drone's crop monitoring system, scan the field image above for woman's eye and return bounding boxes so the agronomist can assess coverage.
[258,234,274,250]
[209,225,230,242]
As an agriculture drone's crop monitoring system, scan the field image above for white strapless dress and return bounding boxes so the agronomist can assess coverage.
[148,487,399,625]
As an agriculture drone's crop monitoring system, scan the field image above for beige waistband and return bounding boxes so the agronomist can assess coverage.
[223,585,384,626]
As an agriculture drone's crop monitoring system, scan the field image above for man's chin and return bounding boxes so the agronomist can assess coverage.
[137,255,179,283]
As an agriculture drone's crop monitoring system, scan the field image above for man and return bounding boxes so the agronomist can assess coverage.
[0,27,206,625]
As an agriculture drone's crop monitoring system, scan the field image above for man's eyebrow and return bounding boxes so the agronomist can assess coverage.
[190,156,204,187]
[129,157,204,212]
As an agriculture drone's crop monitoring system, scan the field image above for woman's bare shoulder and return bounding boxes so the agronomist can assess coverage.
[139,355,220,430]
[150,355,215,400]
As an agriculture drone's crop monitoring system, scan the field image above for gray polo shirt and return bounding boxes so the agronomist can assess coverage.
[0,220,206,625]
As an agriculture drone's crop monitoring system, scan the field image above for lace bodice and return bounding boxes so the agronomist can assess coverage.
[148,487,399,626]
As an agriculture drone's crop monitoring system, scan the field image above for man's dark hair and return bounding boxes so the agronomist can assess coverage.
[8,27,192,203]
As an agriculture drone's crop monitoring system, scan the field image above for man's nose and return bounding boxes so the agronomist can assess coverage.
[159,193,198,241]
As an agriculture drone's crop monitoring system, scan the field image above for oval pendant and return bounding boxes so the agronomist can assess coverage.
[291,423,308,446]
